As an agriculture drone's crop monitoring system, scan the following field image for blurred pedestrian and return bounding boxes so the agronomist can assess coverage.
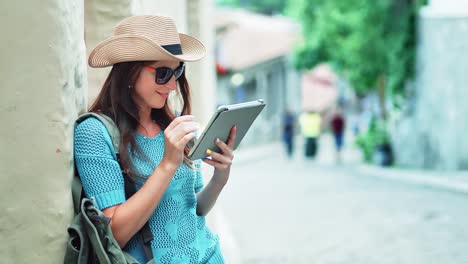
[282,109,295,158]
[299,111,322,159]
[330,107,346,163]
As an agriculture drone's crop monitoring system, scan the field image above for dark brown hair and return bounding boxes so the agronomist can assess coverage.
[89,61,192,176]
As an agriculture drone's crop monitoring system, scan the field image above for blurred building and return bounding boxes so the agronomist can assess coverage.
[301,64,339,113]
[393,1,468,170]
[214,8,301,145]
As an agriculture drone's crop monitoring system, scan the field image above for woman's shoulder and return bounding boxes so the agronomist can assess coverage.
[75,116,107,138]
[74,117,114,152]
[74,116,118,159]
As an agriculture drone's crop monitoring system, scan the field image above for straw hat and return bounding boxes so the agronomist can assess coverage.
[88,15,206,68]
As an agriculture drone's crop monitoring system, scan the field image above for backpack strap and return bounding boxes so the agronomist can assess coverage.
[71,174,84,215]
[73,112,154,261]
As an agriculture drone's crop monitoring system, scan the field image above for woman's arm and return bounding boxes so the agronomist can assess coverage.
[195,168,229,216]
[103,161,176,247]
[104,115,198,247]
[196,126,236,216]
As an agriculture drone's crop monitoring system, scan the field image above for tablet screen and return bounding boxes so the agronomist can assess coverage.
[188,99,265,160]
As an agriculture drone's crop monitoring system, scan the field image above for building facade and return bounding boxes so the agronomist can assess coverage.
[215,8,301,146]
[393,1,468,170]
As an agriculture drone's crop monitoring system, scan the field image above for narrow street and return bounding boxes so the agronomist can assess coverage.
[218,134,468,264]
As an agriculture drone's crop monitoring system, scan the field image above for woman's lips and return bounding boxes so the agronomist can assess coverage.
[156,91,168,99]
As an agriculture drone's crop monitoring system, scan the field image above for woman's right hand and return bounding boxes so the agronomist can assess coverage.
[161,115,199,171]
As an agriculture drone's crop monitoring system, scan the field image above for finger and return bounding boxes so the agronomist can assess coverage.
[202,157,229,170]
[206,149,232,165]
[226,125,237,148]
[178,131,197,147]
[166,115,195,132]
[214,138,233,158]
[202,157,217,167]
[168,121,199,142]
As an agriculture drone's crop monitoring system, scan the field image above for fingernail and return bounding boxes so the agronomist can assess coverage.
[206,149,212,155]
[216,138,220,143]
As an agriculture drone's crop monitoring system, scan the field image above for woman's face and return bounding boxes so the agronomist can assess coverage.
[132,60,180,111]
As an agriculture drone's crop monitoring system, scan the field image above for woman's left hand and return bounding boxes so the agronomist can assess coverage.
[202,125,237,185]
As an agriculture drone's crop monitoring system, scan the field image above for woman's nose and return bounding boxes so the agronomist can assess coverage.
[166,76,177,90]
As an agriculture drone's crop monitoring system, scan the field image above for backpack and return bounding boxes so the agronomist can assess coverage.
[64,112,154,264]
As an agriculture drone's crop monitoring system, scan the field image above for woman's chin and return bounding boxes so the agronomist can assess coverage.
[149,101,166,109]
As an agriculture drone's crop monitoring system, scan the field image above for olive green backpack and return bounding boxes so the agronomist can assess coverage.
[64,113,154,264]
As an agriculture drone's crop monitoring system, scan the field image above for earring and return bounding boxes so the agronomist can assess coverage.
[128,84,133,89]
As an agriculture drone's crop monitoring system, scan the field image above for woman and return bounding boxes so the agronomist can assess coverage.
[74,15,235,263]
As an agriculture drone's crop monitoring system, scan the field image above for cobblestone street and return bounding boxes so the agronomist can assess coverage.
[218,134,468,263]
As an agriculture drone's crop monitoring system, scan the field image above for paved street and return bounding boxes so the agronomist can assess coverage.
[218,134,468,264]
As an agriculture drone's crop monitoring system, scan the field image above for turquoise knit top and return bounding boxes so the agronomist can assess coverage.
[74,117,223,263]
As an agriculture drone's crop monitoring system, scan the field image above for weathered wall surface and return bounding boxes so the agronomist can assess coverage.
[85,0,132,103]
[394,4,468,170]
[0,0,87,262]
[0,0,220,262]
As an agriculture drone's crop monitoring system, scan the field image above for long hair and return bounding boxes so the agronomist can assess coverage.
[89,61,193,176]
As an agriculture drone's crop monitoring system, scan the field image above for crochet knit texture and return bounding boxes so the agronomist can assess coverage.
[74,117,220,263]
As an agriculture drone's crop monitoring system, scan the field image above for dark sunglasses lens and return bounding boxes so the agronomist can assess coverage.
[156,68,173,84]
[174,64,185,80]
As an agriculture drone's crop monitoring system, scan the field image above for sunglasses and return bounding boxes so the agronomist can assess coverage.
[143,63,185,85]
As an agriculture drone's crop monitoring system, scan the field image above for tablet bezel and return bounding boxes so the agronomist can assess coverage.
[187,99,265,160]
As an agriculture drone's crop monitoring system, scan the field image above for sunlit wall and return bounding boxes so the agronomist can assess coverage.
[0,0,217,262]
[393,2,468,170]
[0,0,87,262]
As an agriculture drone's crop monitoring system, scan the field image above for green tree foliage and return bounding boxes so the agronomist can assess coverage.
[216,0,425,96]
[355,118,389,162]
[216,0,287,15]
[285,0,426,163]
[287,0,424,96]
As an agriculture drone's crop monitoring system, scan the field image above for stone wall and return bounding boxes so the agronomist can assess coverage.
[85,0,132,103]
[393,5,468,170]
[0,0,217,262]
[0,0,87,262]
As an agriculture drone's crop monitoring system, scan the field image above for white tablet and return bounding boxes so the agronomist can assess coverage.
[188,99,266,160]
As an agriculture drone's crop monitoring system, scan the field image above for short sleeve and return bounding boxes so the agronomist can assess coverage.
[74,117,126,210]
[194,160,204,193]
